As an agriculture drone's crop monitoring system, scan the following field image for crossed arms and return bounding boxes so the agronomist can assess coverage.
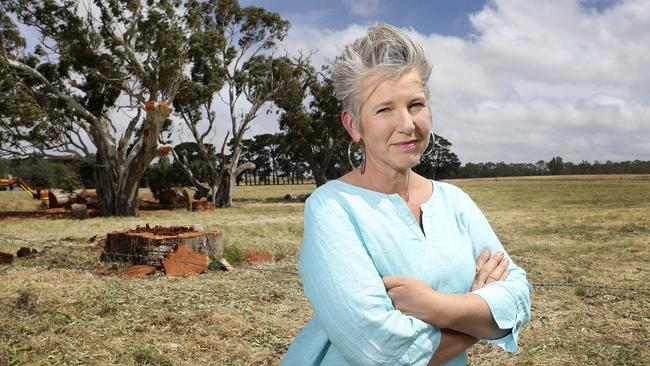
[384,249,511,365]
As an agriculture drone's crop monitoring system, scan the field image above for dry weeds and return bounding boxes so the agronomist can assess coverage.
[1,177,649,365]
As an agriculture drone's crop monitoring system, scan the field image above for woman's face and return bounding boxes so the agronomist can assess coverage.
[347,68,432,172]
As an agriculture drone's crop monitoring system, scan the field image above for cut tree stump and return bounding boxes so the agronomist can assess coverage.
[101,225,223,267]
[162,244,210,276]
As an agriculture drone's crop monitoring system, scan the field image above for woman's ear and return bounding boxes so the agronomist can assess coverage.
[341,111,361,142]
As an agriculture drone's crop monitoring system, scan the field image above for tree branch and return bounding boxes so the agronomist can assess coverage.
[2,57,115,154]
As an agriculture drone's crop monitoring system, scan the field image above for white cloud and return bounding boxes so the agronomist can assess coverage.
[279,0,650,163]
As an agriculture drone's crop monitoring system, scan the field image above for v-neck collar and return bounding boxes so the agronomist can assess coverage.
[331,179,437,240]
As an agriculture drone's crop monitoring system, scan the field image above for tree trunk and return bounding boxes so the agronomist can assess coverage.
[94,164,140,216]
[214,170,232,208]
[93,109,169,216]
[312,165,328,187]
[213,161,255,208]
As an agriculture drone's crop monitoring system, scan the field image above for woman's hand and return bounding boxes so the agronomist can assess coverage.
[471,249,509,291]
[383,276,439,323]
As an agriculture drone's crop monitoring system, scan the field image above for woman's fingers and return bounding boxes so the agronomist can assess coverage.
[475,249,491,274]
[499,267,509,281]
[383,276,406,290]
[475,251,503,285]
[471,250,492,291]
[486,256,509,284]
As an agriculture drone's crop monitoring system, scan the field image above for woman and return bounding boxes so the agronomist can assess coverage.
[282,23,532,366]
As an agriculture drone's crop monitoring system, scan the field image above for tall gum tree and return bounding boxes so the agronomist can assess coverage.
[272,65,348,186]
[0,0,202,216]
[172,0,296,207]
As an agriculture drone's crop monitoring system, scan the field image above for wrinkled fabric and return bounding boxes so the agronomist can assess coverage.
[282,180,532,366]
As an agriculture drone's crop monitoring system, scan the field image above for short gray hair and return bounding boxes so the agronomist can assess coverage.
[332,23,433,129]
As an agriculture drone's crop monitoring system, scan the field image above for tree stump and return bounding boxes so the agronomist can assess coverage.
[101,225,223,267]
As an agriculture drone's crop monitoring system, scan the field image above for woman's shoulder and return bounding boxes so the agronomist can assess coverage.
[429,180,476,209]
[305,179,384,212]
[304,180,349,208]
[431,180,468,198]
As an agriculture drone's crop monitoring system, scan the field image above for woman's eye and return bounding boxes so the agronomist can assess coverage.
[376,107,390,114]
[409,102,425,109]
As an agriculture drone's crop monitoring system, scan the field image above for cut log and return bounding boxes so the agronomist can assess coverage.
[101,225,224,267]
[0,252,14,264]
[71,203,88,219]
[121,265,158,277]
[162,245,209,276]
[48,189,98,209]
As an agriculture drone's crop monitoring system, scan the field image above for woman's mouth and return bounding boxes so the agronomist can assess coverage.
[391,140,419,150]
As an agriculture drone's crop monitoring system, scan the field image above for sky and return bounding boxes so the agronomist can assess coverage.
[9,0,649,164]
[230,0,650,164]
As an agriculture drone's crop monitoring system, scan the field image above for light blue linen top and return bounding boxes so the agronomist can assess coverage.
[282,180,532,366]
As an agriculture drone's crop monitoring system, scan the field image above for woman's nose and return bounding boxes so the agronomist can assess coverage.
[397,107,416,134]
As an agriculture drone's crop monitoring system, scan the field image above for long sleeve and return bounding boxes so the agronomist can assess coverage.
[459,191,533,352]
[298,195,441,365]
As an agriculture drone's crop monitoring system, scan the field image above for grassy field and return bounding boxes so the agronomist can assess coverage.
[0,177,648,365]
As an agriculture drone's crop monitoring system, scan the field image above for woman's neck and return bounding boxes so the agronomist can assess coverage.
[354,159,413,201]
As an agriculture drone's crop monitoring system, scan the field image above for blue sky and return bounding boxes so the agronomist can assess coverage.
[241,0,486,38]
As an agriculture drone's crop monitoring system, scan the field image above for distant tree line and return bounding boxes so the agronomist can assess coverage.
[453,156,650,178]
[3,153,649,192]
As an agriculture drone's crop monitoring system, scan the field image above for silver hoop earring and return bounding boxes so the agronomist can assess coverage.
[423,131,436,158]
[347,140,365,169]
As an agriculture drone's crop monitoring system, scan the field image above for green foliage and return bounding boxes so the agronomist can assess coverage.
[36,200,48,210]
[548,156,564,175]
[59,171,80,193]
[8,156,79,189]
[173,142,216,183]
[145,156,186,208]
[414,134,461,180]
[272,65,348,186]
[0,159,8,177]
[223,244,245,266]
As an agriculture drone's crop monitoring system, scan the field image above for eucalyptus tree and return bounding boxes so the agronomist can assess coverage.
[415,134,461,180]
[172,0,295,207]
[272,65,348,186]
[0,0,204,216]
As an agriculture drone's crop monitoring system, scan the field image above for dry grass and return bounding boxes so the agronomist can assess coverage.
[0,191,41,211]
[1,177,649,365]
